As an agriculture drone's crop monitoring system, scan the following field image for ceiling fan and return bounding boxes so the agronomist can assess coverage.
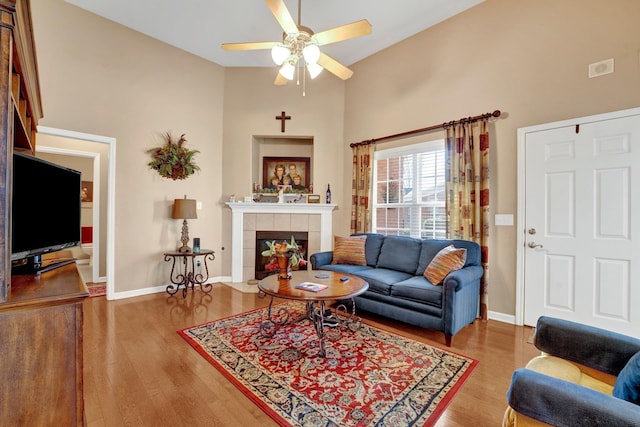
[221,0,372,86]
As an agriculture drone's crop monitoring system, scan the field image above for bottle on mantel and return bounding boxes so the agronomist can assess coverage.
[326,184,331,204]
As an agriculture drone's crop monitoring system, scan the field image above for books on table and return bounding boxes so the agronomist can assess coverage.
[295,282,328,292]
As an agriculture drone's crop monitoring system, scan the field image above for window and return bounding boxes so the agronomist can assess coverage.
[373,140,446,238]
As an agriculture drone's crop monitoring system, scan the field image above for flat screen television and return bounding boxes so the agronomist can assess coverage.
[11,152,82,274]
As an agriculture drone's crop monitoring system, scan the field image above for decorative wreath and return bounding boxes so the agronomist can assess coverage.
[147,132,200,180]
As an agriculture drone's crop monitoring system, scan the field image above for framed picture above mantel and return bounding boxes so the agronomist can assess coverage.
[262,156,310,192]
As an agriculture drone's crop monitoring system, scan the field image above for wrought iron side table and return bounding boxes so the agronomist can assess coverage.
[163,249,215,297]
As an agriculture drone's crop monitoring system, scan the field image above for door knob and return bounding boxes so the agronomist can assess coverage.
[527,242,543,249]
[528,228,536,235]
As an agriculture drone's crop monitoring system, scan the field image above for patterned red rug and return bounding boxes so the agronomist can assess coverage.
[179,302,478,426]
[87,284,106,298]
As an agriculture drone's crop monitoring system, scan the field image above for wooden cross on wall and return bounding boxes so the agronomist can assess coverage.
[275,111,291,133]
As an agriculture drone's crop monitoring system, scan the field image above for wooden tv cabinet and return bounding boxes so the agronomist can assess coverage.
[0,1,89,425]
[0,263,88,426]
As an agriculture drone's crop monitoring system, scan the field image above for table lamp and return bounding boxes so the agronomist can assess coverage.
[172,195,197,253]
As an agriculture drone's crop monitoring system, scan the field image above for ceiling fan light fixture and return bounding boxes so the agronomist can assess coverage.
[271,44,290,66]
[279,61,296,80]
[307,62,323,79]
[302,44,320,65]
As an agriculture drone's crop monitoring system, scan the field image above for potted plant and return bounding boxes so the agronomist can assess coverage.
[147,132,200,180]
[262,236,306,279]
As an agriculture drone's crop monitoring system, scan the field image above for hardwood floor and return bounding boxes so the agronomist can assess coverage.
[83,283,539,426]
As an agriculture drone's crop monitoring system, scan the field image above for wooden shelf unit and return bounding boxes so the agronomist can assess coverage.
[0,1,89,426]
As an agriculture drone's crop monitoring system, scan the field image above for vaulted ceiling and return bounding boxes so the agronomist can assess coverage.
[65,0,484,68]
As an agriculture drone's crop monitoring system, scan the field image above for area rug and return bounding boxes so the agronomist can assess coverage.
[178,302,478,426]
[87,284,106,297]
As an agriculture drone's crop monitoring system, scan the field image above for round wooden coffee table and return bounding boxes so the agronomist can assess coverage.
[258,270,369,357]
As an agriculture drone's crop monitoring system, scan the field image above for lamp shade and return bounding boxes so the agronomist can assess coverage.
[279,62,296,80]
[307,62,323,79]
[271,44,290,66]
[172,197,197,219]
[302,44,320,65]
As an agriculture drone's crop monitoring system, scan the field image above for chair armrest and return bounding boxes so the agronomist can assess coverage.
[535,316,640,375]
[310,251,333,269]
[507,368,640,427]
[442,265,483,291]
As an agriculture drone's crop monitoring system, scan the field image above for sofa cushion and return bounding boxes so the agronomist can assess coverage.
[391,276,443,307]
[354,268,413,295]
[613,351,640,405]
[317,264,372,275]
[332,235,367,265]
[416,239,480,275]
[353,233,385,266]
[375,236,422,275]
[424,245,467,284]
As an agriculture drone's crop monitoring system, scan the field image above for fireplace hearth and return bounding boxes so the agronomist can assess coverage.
[255,231,308,280]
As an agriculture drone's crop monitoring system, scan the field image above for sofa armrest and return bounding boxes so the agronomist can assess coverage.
[442,265,483,291]
[535,316,640,376]
[507,368,640,427]
[310,251,333,269]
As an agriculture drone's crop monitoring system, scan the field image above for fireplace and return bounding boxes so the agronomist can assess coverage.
[226,203,336,283]
[255,231,308,280]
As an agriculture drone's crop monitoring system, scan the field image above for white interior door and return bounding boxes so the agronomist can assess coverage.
[521,111,640,337]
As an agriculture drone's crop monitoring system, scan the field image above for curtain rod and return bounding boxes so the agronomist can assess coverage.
[349,110,502,148]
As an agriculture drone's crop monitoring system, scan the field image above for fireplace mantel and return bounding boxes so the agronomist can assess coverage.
[226,202,337,282]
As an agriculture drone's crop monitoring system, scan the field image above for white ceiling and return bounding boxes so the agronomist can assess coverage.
[65,0,484,68]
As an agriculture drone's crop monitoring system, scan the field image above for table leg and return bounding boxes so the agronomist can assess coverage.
[335,298,363,332]
[165,254,186,296]
[193,253,215,294]
[258,294,291,337]
[310,300,327,357]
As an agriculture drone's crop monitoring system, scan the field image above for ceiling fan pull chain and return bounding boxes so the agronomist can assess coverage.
[302,62,307,96]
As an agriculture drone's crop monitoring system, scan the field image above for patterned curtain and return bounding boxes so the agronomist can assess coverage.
[350,143,374,233]
[445,119,490,319]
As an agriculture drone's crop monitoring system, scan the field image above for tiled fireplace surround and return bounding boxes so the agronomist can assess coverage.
[227,203,336,283]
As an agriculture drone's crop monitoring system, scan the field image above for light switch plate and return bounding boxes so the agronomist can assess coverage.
[588,58,614,78]
[495,214,514,226]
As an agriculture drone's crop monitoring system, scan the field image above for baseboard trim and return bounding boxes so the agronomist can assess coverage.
[109,277,225,300]
[488,311,516,325]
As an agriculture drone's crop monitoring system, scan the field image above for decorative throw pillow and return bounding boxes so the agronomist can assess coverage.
[613,351,640,405]
[332,235,367,265]
[424,245,467,285]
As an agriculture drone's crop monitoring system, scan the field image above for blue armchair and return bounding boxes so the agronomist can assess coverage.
[503,316,640,426]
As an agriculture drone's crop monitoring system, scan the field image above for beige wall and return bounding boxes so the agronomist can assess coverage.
[221,68,346,275]
[29,0,640,316]
[344,0,640,315]
[31,0,225,293]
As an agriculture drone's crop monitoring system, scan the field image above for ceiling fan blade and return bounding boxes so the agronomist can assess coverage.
[317,52,353,80]
[313,20,372,46]
[221,41,279,51]
[274,73,288,86]
[265,0,298,34]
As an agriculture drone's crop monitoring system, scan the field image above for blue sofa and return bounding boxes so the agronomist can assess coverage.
[309,233,483,346]
[504,316,640,426]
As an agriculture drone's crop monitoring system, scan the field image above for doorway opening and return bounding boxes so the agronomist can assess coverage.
[37,126,116,299]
